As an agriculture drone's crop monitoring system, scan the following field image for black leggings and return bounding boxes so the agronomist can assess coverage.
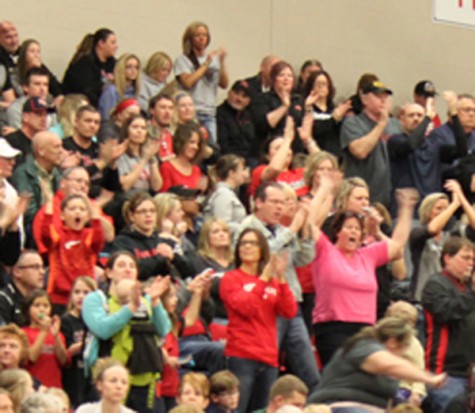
[314,321,370,367]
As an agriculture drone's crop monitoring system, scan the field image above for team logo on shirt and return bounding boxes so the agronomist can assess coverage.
[263,286,277,300]
[243,283,256,292]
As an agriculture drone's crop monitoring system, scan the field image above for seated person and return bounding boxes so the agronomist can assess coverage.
[6,66,55,130]
[6,96,50,167]
[62,28,117,107]
[206,370,240,413]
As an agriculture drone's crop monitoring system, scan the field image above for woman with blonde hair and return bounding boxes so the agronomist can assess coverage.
[308,317,446,412]
[174,21,229,144]
[76,358,135,413]
[49,94,88,139]
[99,53,141,121]
[409,179,475,301]
[304,151,339,196]
[0,369,34,413]
[139,51,173,111]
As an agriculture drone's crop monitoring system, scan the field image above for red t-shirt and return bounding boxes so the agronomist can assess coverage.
[220,268,297,366]
[159,161,202,192]
[249,165,308,197]
[23,326,65,388]
[161,332,180,397]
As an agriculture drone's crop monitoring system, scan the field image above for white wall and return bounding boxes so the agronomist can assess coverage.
[5,0,474,110]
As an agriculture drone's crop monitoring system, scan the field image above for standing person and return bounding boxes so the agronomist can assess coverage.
[174,21,229,144]
[251,61,304,154]
[340,80,400,207]
[303,70,351,158]
[75,358,136,413]
[413,80,441,133]
[235,181,320,393]
[98,53,141,121]
[82,252,171,413]
[62,28,117,107]
[421,236,475,413]
[221,229,297,413]
[244,55,280,98]
[216,80,257,166]
[39,192,105,310]
[61,276,97,408]
[308,176,418,366]
[22,290,68,388]
[139,52,173,112]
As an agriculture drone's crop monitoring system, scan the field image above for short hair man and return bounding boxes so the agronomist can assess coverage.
[0,21,19,70]
[340,80,401,207]
[149,93,175,162]
[387,101,434,213]
[422,236,475,413]
[235,182,320,393]
[5,96,49,167]
[411,92,475,197]
[216,80,257,167]
[7,66,51,129]
[0,324,29,369]
[11,131,62,247]
[0,251,45,326]
[255,375,308,413]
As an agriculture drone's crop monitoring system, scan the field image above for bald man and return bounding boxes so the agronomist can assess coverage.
[245,55,280,98]
[0,21,19,69]
[11,131,62,247]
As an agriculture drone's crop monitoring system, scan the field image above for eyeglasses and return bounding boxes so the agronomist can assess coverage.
[134,208,156,215]
[17,264,45,271]
[66,177,90,186]
[238,240,259,247]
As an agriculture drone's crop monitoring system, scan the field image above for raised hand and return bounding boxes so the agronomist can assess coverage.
[332,100,352,122]
[149,275,171,304]
[274,252,289,282]
[283,116,295,141]
[425,97,436,120]
[395,187,420,208]
[443,91,458,116]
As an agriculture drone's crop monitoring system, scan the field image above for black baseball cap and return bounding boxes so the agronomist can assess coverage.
[414,80,437,97]
[361,80,393,95]
[22,97,55,114]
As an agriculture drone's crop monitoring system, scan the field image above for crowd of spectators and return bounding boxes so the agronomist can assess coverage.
[0,18,474,413]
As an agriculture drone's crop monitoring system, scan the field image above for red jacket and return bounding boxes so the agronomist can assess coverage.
[41,214,105,305]
[220,268,297,366]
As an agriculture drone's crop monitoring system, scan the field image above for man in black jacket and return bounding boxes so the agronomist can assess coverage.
[216,80,257,167]
[422,236,475,413]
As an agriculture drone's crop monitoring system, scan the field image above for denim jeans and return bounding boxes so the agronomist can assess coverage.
[227,356,278,413]
[425,375,468,413]
[278,314,321,392]
[179,335,225,375]
[196,112,217,145]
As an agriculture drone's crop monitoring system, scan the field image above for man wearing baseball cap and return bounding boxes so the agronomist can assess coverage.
[217,80,257,166]
[5,96,49,168]
[414,80,441,133]
[340,80,401,207]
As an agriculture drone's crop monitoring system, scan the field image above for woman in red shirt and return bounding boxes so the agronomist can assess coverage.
[160,122,205,192]
[220,228,297,413]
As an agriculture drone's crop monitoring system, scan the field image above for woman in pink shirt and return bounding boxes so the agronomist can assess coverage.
[309,176,418,366]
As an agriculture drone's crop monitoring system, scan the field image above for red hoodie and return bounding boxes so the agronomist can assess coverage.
[41,214,104,305]
[220,268,297,366]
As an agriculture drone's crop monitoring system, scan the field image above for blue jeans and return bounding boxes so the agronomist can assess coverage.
[179,335,225,375]
[227,356,278,413]
[425,375,468,413]
[197,112,217,145]
[278,314,321,392]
